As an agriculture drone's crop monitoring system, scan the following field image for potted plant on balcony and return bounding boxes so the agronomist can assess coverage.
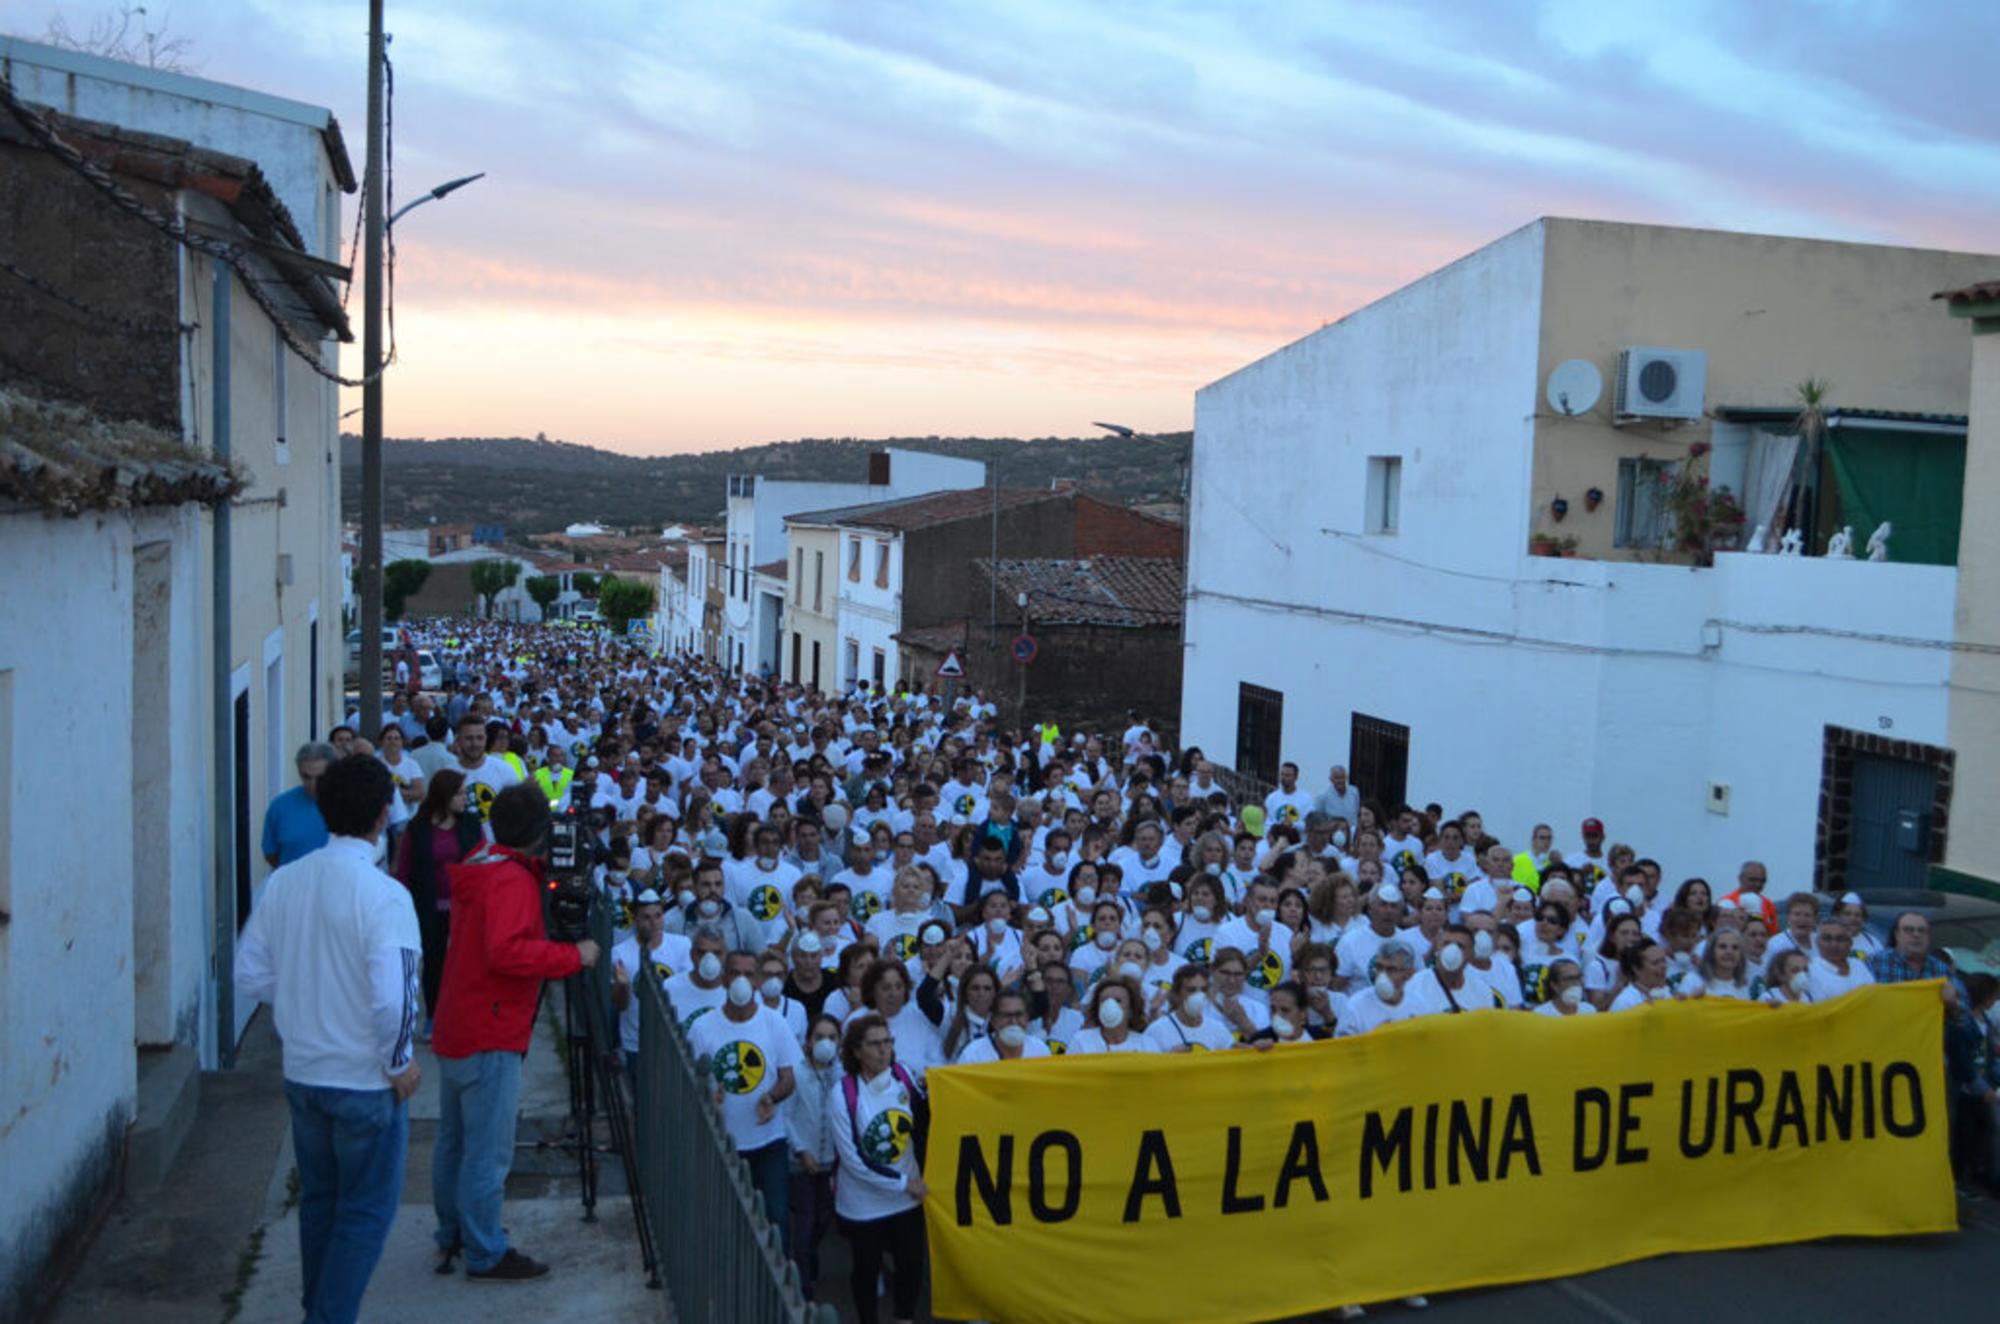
[1556,535,1580,558]
[1529,529,1560,556]
[1659,442,1747,567]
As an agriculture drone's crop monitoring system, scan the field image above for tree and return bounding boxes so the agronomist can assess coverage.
[44,4,195,71]
[524,574,560,617]
[381,559,430,620]
[597,577,656,634]
[1791,378,1833,552]
[573,571,600,596]
[469,558,522,618]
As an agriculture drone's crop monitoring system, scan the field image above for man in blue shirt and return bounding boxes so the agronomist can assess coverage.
[262,741,336,868]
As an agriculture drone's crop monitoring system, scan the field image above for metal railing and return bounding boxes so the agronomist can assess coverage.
[634,970,834,1323]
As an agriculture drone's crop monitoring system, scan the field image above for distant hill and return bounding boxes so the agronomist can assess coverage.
[337,432,1191,533]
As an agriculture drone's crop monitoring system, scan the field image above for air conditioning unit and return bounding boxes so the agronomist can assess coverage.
[1613,347,1707,422]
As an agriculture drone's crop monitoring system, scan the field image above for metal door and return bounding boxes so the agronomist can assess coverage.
[1350,712,1410,812]
[1847,754,1937,891]
[1235,684,1283,784]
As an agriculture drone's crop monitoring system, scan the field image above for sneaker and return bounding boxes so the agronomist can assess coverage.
[1402,1297,1429,1309]
[1339,1306,1367,1320]
[467,1250,550,1282]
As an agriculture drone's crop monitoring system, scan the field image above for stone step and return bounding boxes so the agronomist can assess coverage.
[128,1045,200,1193]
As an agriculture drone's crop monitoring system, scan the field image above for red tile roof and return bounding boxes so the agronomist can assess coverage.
[974,557,1183,628]
[788,486,1064,532]
[753,559,788,579]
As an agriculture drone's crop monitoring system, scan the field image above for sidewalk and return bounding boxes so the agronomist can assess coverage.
[235,1000,667,1322]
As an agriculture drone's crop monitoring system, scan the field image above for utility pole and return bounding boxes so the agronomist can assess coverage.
[357,0,386,734]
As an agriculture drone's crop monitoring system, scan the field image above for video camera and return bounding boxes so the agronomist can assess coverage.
[544,804,594,942]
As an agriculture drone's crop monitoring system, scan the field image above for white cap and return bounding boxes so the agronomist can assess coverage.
[1422,886,1445,901]
[1375,883,1402,905]
[794,931,823,954]
[1605,898,1633,917]
[1716,897,1740,912]
[633,887,663,906]
[1027,906,1051,924]
[587,756,599,768]
[851,827,872,845]
[921,924,947,946]
[1840,891,1864,906]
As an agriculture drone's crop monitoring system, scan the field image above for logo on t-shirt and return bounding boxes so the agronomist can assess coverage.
[851,891,883,923]
[748,884,783,922]
[1182,937,1214,965]
[1250,948,1284,990]
[891,932,919,962]
[1277,803,1300,824]
[682,1006,714,1034]
[953,792,978,818]
[1036,885,1069,910]
[471,781,499,817]
[861,1107,915,1166]
[710,1041,767,1094]
[1045,1039,1068,1055]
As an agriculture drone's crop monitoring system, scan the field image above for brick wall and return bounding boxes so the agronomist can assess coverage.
[0,143,182,429]
[963,616,1181,742]
[902,495,1078,629]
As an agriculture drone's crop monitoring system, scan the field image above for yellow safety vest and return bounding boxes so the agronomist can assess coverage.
[502,751,526,781]
[535,766,575,806]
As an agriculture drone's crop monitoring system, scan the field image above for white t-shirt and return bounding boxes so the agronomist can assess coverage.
[729,858,801,947]
[834,868,892,926]
[610,933,694,1053]
[1423,851,1480,896]
[1609,984,1673,1012]
[1334,925,1402,982]
[1685,973,1752,1000]
[662,973,729,1035]
[1533,1001,1598,1018]
[379,752,424,827]
[1263,788,1314,831]
[1807,957,1874,1002]
[830,1067,925,1222]
[456,754,521,825]
[1145,1011,1237,1053]
[956,1035,1053,1065]
[688,1004,801,1152]
[1070,1028,1162,1055]
[1405,968,1498,1015]
[1336,988,1423,1036]
[1029,1005,1086,1055]
[1212,917,1293,996]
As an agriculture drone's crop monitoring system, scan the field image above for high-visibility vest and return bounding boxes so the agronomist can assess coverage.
[535,766,574,806]
[501,751,526,781]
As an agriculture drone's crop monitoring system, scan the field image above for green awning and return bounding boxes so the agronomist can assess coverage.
[1824,425,1965,565]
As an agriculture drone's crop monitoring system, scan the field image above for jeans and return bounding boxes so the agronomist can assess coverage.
[788,1168,834,1298]
[283,1080,407,1324]
[742,1139,792,1256]
[432,1050,523,1271]
[839,1207,926,1324]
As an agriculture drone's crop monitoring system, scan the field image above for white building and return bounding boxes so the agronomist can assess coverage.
[0,42,353,1319]
[565,521,607,538]
[720,449,984,674]
[1182,218,1993,895]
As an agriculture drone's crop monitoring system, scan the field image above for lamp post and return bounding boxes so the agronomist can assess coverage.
[355,11,485,732]
[1093,419,1191,666]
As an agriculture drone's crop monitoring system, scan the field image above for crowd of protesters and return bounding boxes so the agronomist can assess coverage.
[253,616,1999,1323]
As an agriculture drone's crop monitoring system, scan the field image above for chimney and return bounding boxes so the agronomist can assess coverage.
[868,452,891,486]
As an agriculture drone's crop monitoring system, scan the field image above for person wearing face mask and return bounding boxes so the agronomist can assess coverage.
[1205,947,1272,1042]
[610,890,694,1074]
[967,891,1025,984]
[688,947,801,1254]
[857,958,940,1081]
[1213,878,1294,1002]
[1069,899,1131,985]
[954,989,1052,1064]
[1178,875,1230,964]
[1071,977,1160,1055]
[1461,914,1525,1009]
[1609,939,1678,1010]
[1806,917,1875,1002]
[1248,982,1318,1047]
[758,950,810,1044]
[1533,958,1597,1017]
[662,926,733,1034]
[1026,828,1076,911]
[1336,883,1416,987]
[866,866,941,969]
[1762,949,1815,1006]
[785,931,834,1020]
[1135,907,1187,1010]
[786,1015,842,1302]
[1336,942,1424,1036]
[1023,953,1087,1053]
[1403,925,1491,1016]
[830,1013,930,1324]
[1145,966,1236,1052]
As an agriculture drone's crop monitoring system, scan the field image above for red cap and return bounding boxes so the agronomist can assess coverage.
[1581,817,1604,836]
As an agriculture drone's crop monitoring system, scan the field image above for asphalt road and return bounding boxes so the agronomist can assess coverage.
[1331,1195,2000,1323]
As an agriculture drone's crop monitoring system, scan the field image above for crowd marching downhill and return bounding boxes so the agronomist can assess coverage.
[278,617,2000,1322]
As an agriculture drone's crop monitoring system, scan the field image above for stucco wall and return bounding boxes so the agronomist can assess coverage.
[1947,322,2000,885]
[782,524,841,686]
[0,514,142,1323]
[1532,219,1996,558]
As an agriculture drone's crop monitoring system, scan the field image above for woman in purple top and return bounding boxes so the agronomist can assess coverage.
[395,768,481,1035]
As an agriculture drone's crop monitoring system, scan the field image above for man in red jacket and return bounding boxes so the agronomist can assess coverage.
[431,783,600,1281]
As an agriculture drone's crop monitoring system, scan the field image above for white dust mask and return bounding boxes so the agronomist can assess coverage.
[760,976,783,1001]
[1473,930,1495,959]
[1142,928,1163,952]
[1192,905,1213,923]
[726,975,754,1007]
[1094,929,1118,950]
[1373,972,1397,1000]
[1182,991,1208,1018]
[996,1024,1027,1049]
[1271,1015,1296,1039]
[1438,943,1466,973]
[811,1038,837,1065]
[697,952,722,981]
[1097,998,1126,1028]
[1560,985,1584,1008]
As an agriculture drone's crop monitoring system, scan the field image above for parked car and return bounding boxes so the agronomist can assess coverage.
[344,624,407,670]
[415,649,443,690]
[1856,888,2000,975]
[573,607,602,625]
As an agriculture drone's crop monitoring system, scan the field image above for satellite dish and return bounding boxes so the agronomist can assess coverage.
[1547,360,1603,416]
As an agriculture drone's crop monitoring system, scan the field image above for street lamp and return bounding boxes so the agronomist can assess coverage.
[356,158,484,732]
[1093,420,1191,659]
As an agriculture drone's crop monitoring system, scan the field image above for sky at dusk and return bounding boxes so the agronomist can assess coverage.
[11,0,2000,454]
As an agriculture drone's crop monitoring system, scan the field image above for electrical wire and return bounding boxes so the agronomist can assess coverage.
[1709,619,2000,656]
[0,74,381,388]
[1316,526,1608,590]
[0,251,193,337]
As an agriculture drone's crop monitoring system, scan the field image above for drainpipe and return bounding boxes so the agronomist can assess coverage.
[210,262,236,1067]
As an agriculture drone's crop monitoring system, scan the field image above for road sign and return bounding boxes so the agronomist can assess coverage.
[935,648,966,679]
[1011,633,1038,665]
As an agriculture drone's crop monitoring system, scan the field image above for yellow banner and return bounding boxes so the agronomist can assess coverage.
[925,983,1955,1323]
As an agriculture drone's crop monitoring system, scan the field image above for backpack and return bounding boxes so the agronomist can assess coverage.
[840,1063,930,1181]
